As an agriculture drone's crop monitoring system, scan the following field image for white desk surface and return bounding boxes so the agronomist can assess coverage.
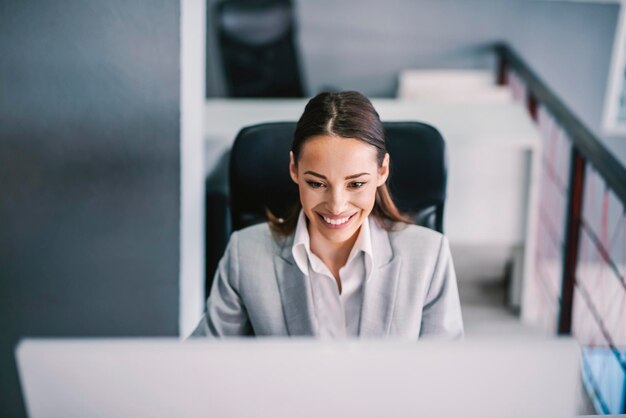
[205,99,540,147]
[397,69,513,102]
[204,98,541,176]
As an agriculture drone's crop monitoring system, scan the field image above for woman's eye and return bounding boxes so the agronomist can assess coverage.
[349,182,366,189]
[306,181,324,189]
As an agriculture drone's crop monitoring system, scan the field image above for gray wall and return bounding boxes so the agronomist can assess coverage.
[297,0,511,96]
[504,1,625,165]
[0,1,180,416]
[206,0,625,164]
[206,0,512,97]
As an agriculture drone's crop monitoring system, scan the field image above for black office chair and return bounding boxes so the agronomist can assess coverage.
[215,0,306,98]
[229,121,447,232]
[205,121,447,295]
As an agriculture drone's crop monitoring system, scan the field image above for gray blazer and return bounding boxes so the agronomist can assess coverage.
[191,219,463,339]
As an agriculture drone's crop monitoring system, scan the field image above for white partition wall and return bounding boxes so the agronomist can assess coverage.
[180,0,206,338]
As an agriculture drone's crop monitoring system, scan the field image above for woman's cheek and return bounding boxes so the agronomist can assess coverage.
[357,186,377,210]
[298,186,319,209]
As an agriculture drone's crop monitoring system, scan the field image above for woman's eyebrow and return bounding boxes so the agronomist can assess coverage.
[303,171,370,180]
[345,172,370,179]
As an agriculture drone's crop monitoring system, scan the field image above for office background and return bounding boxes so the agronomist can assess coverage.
[1,0,624,416]
[206,0,623,164]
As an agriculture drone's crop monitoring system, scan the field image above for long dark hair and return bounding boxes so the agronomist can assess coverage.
[268,91,412,235]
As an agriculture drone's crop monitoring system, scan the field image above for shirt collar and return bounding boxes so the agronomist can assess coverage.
[346,213,372,266]
[291,209,374,279]
[292,210,311,275]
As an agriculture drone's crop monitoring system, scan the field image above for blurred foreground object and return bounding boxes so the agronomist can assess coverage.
[17,337,579,418]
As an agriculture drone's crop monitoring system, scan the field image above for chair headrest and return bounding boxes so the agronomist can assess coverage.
[229,121,447,229]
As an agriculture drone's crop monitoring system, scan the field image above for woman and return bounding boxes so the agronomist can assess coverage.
[192,91,463,339]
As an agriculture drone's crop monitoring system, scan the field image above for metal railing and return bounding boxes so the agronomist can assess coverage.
[496,43,626,414]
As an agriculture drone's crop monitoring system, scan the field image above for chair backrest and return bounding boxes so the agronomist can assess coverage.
[229,121,447,233]
[215,0,305,98]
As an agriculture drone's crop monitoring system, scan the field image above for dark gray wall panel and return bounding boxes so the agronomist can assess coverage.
[0,1,180,416]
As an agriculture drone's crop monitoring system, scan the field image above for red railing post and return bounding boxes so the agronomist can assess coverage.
[558,149,586,334]
[497,55,508,86]
[526,93,538,122]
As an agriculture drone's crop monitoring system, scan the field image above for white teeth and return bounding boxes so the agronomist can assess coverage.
[322,215,350,225]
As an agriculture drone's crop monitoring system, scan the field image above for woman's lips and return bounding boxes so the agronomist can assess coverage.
[316,212,358,229]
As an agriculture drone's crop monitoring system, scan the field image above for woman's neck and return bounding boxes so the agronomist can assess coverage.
[309,226,360,280]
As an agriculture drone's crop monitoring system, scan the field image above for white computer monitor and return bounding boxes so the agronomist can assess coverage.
[16,337,580,418]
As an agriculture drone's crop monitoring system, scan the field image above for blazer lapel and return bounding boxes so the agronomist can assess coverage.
[274,236,317,336]
[359,219,402,337]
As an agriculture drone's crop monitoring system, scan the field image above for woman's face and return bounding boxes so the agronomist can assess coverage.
[289,135,389,246]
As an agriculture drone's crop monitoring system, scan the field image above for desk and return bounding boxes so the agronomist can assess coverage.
[204,99,541,300]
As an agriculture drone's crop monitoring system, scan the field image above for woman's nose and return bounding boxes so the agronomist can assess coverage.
[327,188,348,214]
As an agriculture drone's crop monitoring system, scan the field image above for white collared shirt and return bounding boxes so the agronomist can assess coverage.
[292,210,373,338]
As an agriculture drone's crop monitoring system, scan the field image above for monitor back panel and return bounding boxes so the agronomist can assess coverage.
[16,338,580,418]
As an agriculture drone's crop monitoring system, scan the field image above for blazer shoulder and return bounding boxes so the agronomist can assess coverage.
[233,222,270,239]
[388,224,447,257]
[230,222,287,255]
[390,223,445,243]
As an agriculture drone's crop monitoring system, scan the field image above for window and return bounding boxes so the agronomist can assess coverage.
[603,3,626,135]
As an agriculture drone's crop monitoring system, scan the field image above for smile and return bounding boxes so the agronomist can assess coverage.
[317,212,358,229]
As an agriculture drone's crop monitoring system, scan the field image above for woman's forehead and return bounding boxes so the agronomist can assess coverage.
[298,135,378,167]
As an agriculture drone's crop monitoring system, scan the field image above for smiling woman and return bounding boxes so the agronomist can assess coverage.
[191,91,464,339]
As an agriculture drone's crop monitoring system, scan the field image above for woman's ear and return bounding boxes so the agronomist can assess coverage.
[289,151,299,184]
[377,153,390,186]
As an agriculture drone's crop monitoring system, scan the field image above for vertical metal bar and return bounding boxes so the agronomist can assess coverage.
[497,54,508,86]
[558,149,586,334]
[527,93,538,122]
